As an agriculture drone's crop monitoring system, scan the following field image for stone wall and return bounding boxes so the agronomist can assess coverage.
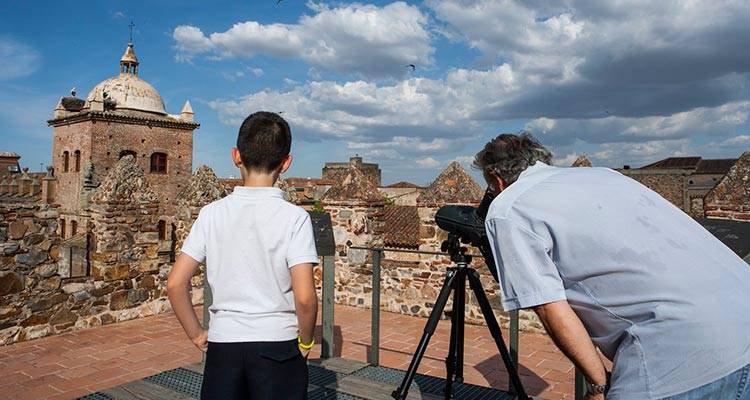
[0,157,206,346]
[620,170,687,210]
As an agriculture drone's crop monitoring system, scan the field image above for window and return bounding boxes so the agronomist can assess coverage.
[158,220,167,240]
[60,219,66,238]
[74,150,81,172]
[150,152,167,174]
[8,165,19,172]
[71,220,78,236]
[119,150,137,159]
[63,151,69,172]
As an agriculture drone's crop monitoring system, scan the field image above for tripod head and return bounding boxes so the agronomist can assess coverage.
[441,233,473,265]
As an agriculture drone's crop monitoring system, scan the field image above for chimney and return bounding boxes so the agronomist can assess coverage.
[41,166,56,204]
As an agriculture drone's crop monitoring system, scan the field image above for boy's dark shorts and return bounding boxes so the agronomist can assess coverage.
[201,339,308,400]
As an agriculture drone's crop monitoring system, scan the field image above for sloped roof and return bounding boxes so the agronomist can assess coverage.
[385,181,422,189]
[375,205,420,249]
[417,161,483,206]
[91,155,157,204]
[285,177,334,187]
[176,165,229,209]
[697,218,750,262]
[571,155,592,167]
[705,152,750,210]
[695,158,737,174]
[640,157,701,170]
[0,151,20,158]
[321,165,383,204]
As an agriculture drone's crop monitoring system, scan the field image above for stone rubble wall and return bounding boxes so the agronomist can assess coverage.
[0,158,208,346]
[321,201,545,334]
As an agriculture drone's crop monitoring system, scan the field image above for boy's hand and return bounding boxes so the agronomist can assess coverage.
[191,329,208,352]
[299,347,311,359]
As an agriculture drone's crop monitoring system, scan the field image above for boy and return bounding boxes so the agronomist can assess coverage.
[167,111,318,399]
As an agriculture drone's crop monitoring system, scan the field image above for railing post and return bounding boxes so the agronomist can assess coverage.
[368,249,382,366]
[508,309,519,392]
[321,255,335,359]
[575,368,586,400]
[202,275,212,364]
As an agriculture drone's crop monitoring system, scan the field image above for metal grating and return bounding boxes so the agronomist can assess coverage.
[352,366,513,400]
[76,394,112,400]
[309,387,366,400]
[143,367,203,398]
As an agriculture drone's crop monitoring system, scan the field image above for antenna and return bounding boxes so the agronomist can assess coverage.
[128,21,135,43]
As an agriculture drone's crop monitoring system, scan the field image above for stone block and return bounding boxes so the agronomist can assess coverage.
[15,249,48,266]
[73,291,91,302]
[100,313,116,325]
[0,271,23,296]
[0,227,7,242]
[8,220,27,240]
[23,233,45,246]
[0,326,22,346]
[49,307,78,327]
[24,325,50,340]
[62,282,92,294]
[2,243,20,255]
[34,264,58,278]
[37,276,61,291]
[109,290,129,310]
[21,312,50,327]
[0,305,20,320]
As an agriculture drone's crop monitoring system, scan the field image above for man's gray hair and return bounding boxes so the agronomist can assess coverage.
[473,132,553,184]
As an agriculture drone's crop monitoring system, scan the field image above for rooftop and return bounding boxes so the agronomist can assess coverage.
[417,161,484,206]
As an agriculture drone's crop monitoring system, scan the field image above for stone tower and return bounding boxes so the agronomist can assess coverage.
[47,40,199,239]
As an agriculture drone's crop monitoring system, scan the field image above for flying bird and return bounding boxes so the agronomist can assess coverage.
[406,64,416,71]
[71,87,77,97]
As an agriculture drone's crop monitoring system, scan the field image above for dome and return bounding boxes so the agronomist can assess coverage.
[86,73,167,115]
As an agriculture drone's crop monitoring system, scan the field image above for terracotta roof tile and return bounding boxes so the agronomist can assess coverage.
[640,157,701,170]
[385,181,423,189]
[375,205,420,249]
[417,161,483,206]
[321,165,383,204]
[695,158,737,174]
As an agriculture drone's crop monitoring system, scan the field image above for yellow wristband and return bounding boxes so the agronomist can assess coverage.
[298,335,315,350]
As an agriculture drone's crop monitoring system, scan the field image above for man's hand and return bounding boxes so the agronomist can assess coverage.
[191,328,208,352]
[532,301,608,397]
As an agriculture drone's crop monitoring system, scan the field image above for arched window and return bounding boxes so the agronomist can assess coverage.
[119,150,137,159]
[71,220,78,236]
[158,220,167,240]
[63,151,69,172]
[74,150,81,172]
[60,219,66,238]
[150,152,167,174]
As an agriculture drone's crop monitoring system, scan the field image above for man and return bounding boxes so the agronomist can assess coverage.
[476,133,750,399]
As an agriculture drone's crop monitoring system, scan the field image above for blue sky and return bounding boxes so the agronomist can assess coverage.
[2,1,749,185]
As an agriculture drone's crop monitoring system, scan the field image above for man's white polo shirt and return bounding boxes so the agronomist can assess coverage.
[181,186,319,343]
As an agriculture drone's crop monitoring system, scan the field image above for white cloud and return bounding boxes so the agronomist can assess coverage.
[172,2,433,77]
[0,38,41,80]
[248,67,264,77]
[416,156,440,168]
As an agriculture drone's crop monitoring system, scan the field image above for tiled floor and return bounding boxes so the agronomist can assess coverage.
[0,304,575,399]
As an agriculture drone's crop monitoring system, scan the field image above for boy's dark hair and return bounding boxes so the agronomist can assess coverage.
[236,111,292,173]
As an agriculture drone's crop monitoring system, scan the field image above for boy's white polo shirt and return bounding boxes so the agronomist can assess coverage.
[181,186,319,343]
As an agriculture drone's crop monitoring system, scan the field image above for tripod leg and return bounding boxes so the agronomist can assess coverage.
[466,269,530,400]
[392,268,459,400]
[443,269,463,399]
[455,267,465,384]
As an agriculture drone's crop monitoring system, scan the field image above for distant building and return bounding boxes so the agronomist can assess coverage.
[619,156,736,218]
[0,152,21,177]
[323,156,381,187]
[46,40,199,237]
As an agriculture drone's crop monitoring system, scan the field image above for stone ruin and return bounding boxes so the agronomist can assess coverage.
[0,157,225,345]
[705,151,750,221]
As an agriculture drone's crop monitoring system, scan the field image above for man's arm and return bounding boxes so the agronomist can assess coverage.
[167,253,207,352]
[290,263,318,357]
[533,300,608,399]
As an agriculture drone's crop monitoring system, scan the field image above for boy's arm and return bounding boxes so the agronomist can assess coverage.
[167,253,207,352]
[290,263,317,357]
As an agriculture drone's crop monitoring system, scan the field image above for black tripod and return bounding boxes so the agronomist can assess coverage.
[392,234,530,400]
